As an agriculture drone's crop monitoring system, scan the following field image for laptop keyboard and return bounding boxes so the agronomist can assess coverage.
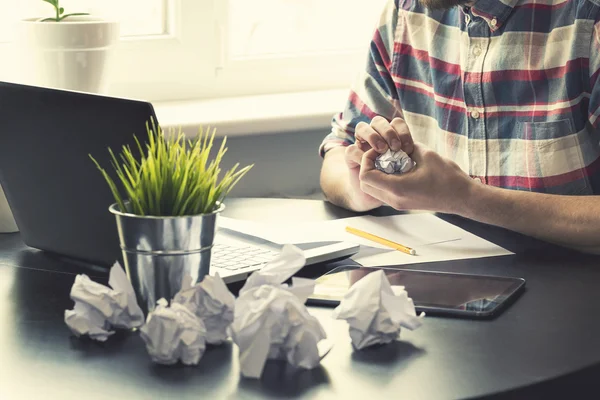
[211,243,279,271]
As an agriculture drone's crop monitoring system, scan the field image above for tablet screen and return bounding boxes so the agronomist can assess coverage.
[310,266,525,315]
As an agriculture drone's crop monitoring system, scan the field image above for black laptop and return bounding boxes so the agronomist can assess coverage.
[0,82,156,267]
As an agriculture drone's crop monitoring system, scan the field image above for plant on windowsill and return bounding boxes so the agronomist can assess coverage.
[90,120,253,314]
[16,0,120,94]
[40,0,89,22]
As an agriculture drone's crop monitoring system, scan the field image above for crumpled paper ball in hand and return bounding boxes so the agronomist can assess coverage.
[173,273,235,345]
[229,245,331,379]
[375,149,415,174]
[139,299,207,366]
[332,269,424,350]
[64,262,145,342]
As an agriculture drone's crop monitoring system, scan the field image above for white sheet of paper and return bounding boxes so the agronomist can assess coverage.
[220,214,453,247]
[219,213,513,266]
[353,232,512,267]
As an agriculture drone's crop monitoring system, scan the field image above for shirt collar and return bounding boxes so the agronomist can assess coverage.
[468,0,519,32]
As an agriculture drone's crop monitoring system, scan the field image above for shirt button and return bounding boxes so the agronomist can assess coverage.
[473,177,483,183]
[470,110,480,119]
[472,45,482,56]
[490,18,498,28]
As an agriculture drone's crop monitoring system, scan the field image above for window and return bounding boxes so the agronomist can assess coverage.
[0,0,166,41]
[215,0,389,98]
[227,0,387,58]
[0,0,185,101]
[0,0,388,102]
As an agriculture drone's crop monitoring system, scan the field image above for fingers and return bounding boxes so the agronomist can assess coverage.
[370,116,403,152]
[390,118,414,154]
[359,148,379,172]
[355,121,388,153]
[355,116,414,155]
[344,144,364,168]
[355,138,371,152]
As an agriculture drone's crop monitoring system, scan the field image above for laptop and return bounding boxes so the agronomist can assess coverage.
[0,81,359,283]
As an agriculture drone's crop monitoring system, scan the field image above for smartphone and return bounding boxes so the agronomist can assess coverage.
[307,266,526,318]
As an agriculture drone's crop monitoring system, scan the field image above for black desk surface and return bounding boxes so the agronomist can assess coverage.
[2,198,600,400]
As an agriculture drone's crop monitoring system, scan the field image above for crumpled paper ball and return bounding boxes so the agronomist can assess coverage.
[64,301,115,342]
[231,284,328,378]
[332,269,424,350]
[172,273,235,345]
[139,299,208,365]
[375,149,415,174]
[64,262,145,341]
[229,245,331,379]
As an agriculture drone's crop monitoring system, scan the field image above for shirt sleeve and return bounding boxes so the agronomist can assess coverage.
[589,20,600,128]
[319,0,403,157]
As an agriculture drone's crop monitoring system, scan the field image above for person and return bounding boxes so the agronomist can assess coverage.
[319,0,600,253]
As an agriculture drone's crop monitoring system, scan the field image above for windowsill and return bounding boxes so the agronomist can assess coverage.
[153,89,348,137]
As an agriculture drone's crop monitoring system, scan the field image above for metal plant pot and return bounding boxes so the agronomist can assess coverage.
[109,202,224,315]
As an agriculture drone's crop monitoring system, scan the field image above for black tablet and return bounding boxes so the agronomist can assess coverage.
[307,266,526,318]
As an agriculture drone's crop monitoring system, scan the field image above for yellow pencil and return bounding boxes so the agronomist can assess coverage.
[345,226,417,255]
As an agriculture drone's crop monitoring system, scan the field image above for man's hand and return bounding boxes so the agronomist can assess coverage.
[356,139,600,253]
[352,116,414,155]
[329,122,600,253]
[342,116,414,211]
[358,142,477,214]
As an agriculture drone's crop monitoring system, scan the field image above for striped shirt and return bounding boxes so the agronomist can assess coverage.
[320,0,600,195]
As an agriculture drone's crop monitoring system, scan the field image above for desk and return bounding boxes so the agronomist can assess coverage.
[2,198,600,399]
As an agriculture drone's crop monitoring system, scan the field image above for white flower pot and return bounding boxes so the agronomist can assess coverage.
[16,16,120,94]
[0,185,18,233]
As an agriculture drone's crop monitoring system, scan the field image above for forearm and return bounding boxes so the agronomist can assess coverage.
[460,184,600,251]
[320,148,355,210]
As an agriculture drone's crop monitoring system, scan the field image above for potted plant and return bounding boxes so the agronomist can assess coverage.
[90,120,253,314]
[16,1,120,93]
